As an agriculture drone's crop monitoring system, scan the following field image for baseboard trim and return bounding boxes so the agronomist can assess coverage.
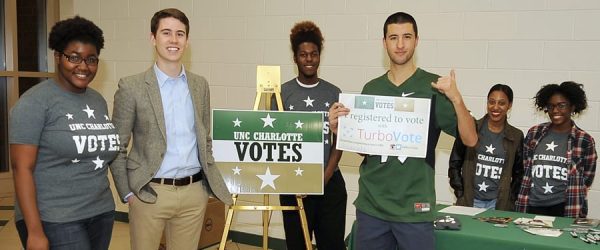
[228,231,288,249]
[0,205,14,210]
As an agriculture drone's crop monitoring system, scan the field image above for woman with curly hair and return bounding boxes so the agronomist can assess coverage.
[515,81,597,217]
[10,16,118,249]
[276,21,347,250]
[448,84,524,211]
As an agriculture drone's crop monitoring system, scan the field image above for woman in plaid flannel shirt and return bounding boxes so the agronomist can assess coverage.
[515,81,596,218]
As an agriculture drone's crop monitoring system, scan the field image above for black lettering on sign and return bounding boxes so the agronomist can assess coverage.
[234,141,303,162]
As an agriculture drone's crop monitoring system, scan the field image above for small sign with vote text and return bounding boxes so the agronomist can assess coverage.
[336,93,431,157]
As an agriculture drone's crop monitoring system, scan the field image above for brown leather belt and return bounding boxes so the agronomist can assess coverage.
[150,172,203,186]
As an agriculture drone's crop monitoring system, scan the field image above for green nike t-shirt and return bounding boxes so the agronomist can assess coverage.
[354,68,458,222]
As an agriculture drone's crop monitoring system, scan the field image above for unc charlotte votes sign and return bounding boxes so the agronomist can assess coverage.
[337,93,431,157]
[212,109,324,194]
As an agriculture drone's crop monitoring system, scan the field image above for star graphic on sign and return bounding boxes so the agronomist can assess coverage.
[485,144,496,154]
[232,166,242,175]
[295,120,304,129]
[478,181,489,192]
[289,105,294,110]
[303,96,314,107]
[104,115,110,121]
[260,114,276,128]
[256,167,280,190]
[325,139,329,144]
[233,118,242,127]
[546,141,558,152]
[362,100,367,105]
[294,167,304,176]
[542,182,554,194]
[325,102,330,107]
[66,113,74,120]
[71,158,80,163]
[82,105,95,119]
[92,156,104,170]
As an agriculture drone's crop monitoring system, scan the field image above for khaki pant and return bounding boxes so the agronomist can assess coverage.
[129,181,209,250]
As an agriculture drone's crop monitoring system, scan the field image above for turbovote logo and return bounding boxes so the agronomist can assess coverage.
[357,129,423,144]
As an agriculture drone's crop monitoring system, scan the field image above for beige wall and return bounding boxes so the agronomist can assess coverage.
[61,0,600,239]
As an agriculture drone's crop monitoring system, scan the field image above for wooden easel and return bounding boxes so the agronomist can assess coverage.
[218,66,312,250]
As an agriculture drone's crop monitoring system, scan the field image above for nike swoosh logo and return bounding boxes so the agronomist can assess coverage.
[401,92,414,97]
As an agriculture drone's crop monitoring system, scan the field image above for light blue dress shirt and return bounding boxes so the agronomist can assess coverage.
[153,64,202,178]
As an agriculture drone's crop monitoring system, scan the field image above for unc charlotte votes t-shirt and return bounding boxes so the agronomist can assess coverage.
[528,130,569,206]
[9,79,119,223]
[354,68,458,223]
[278,78,341,170]
[473,121,506,201]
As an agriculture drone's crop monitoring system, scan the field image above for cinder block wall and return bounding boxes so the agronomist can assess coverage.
[61,0,600,240]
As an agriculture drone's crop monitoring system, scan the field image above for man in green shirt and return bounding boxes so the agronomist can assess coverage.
[329,12,477,250]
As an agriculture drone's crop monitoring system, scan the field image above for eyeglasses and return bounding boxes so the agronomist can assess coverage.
[61,53,99,66]
[544,102,570,112]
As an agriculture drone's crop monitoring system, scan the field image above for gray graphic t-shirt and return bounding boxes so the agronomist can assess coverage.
[473,122,506,200]
[528,131,569,206]
[276,78,341,170]
[9,79,119,222]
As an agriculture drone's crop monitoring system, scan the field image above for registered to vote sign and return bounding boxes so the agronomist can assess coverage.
[212,109,324,194]
[336,93,431,158]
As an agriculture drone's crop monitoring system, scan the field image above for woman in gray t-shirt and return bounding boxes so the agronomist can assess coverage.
[449,84,524,211]
[516,81,596,218]
[9,16,118,249]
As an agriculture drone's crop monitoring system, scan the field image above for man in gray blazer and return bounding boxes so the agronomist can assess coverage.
[110,8,232,250]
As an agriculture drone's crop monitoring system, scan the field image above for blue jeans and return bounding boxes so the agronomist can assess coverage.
[473,198,497,210]
[16,210,114,250]
[355,209,434,250]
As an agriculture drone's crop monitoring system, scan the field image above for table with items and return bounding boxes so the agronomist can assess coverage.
[435,205,599,250]
[346,205,600,250]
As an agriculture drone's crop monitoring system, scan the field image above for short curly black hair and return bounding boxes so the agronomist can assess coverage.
[48,16,104,54]
[290,21,324,56]
[534,81,588,114]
